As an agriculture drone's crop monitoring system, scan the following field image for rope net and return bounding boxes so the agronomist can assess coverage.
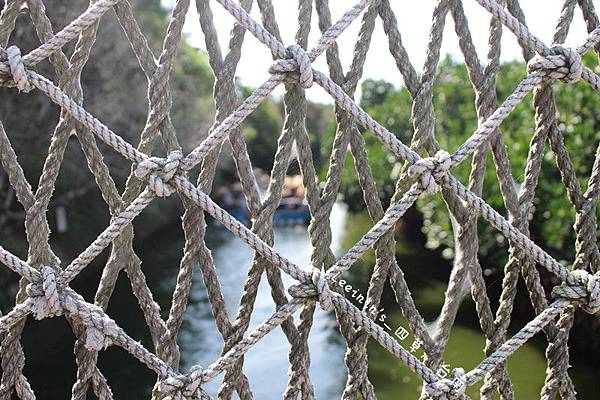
[0,0,599,398]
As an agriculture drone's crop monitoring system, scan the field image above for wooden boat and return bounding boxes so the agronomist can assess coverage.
[216,175,311,227]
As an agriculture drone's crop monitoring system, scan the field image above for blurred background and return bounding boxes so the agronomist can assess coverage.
[1,0,600,398]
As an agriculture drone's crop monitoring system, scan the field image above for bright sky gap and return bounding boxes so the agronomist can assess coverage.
[162,0,595,103]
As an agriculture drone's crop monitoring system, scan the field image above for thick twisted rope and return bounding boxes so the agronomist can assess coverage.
[1,0,600,398]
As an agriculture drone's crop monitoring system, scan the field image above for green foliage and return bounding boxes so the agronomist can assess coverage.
[170,42,215,145]
[368,304,549,400]
[217,87,333,185]
[134,0,170,51]
[319,81,412,211]
[327,54,600,268]
[241,86,285,174]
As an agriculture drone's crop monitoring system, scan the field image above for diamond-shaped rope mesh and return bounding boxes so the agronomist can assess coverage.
[1,0,600,398]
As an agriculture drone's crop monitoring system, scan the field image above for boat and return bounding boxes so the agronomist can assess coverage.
[272,197,311,226]
[215,174,311,227]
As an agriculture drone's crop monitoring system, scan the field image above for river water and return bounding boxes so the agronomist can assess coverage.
[161,201,595,399]
[171,203,349,398]
[4,201,597,398]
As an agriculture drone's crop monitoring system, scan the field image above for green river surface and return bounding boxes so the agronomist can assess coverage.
[340,211,598,400]
[4,202,597,398]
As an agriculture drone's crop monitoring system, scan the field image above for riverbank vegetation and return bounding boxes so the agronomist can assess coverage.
[0,0,332,260]
[339,211,597,398]
[328,54,600,269]
[322,54,600,370]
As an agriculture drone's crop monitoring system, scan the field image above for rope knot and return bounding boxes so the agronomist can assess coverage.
[158,367,208,400]
[5,46,33,92]
[81,307,113,351]
[158,374,189,400]
[527,45,582,83]
[311,267,334,312]
[424,368,467,399]
[135,150,183,197]
[27,266,62,319]
[552,270,600,314]
[407,150,451,193]
[269,44,313,88]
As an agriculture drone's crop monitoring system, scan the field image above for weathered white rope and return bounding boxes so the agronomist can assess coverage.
[424,367,467,399]
[0,219,442,396]
[0,244,40,283]
[181,0,372,171]
[0,29,568,376]
[1,0,600,397]
[134,150,184,197]
[0,53,441,397]
[0,260,175,377]
[26,283,182,379]
[61,189,155,285]
[527,45,583,83]
[326,183,423,278]
[465,300,571,385]
[310,267,334,311]
[474,0,600,93]
[551,270,600,314]
[407,150,452,193]
[0,298,36,333]
[31,266,61,319]
[0,0,123,75]
[268,44,314,88]
[5,46,32,92]
[0,0,589,360]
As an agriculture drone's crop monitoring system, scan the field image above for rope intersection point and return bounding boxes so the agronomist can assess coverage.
[28,266,61,319]
[310,267,335,311]
[268,44,314,88]
[135,150,185,197]
[407,150,452,193]
[552,269,600,314]
[527,45,583,83]
[5,46,33,92]
[424,367,468,399]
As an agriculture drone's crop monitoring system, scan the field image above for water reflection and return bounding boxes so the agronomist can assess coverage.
[6,198,596,398]
[173,202,349,398]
